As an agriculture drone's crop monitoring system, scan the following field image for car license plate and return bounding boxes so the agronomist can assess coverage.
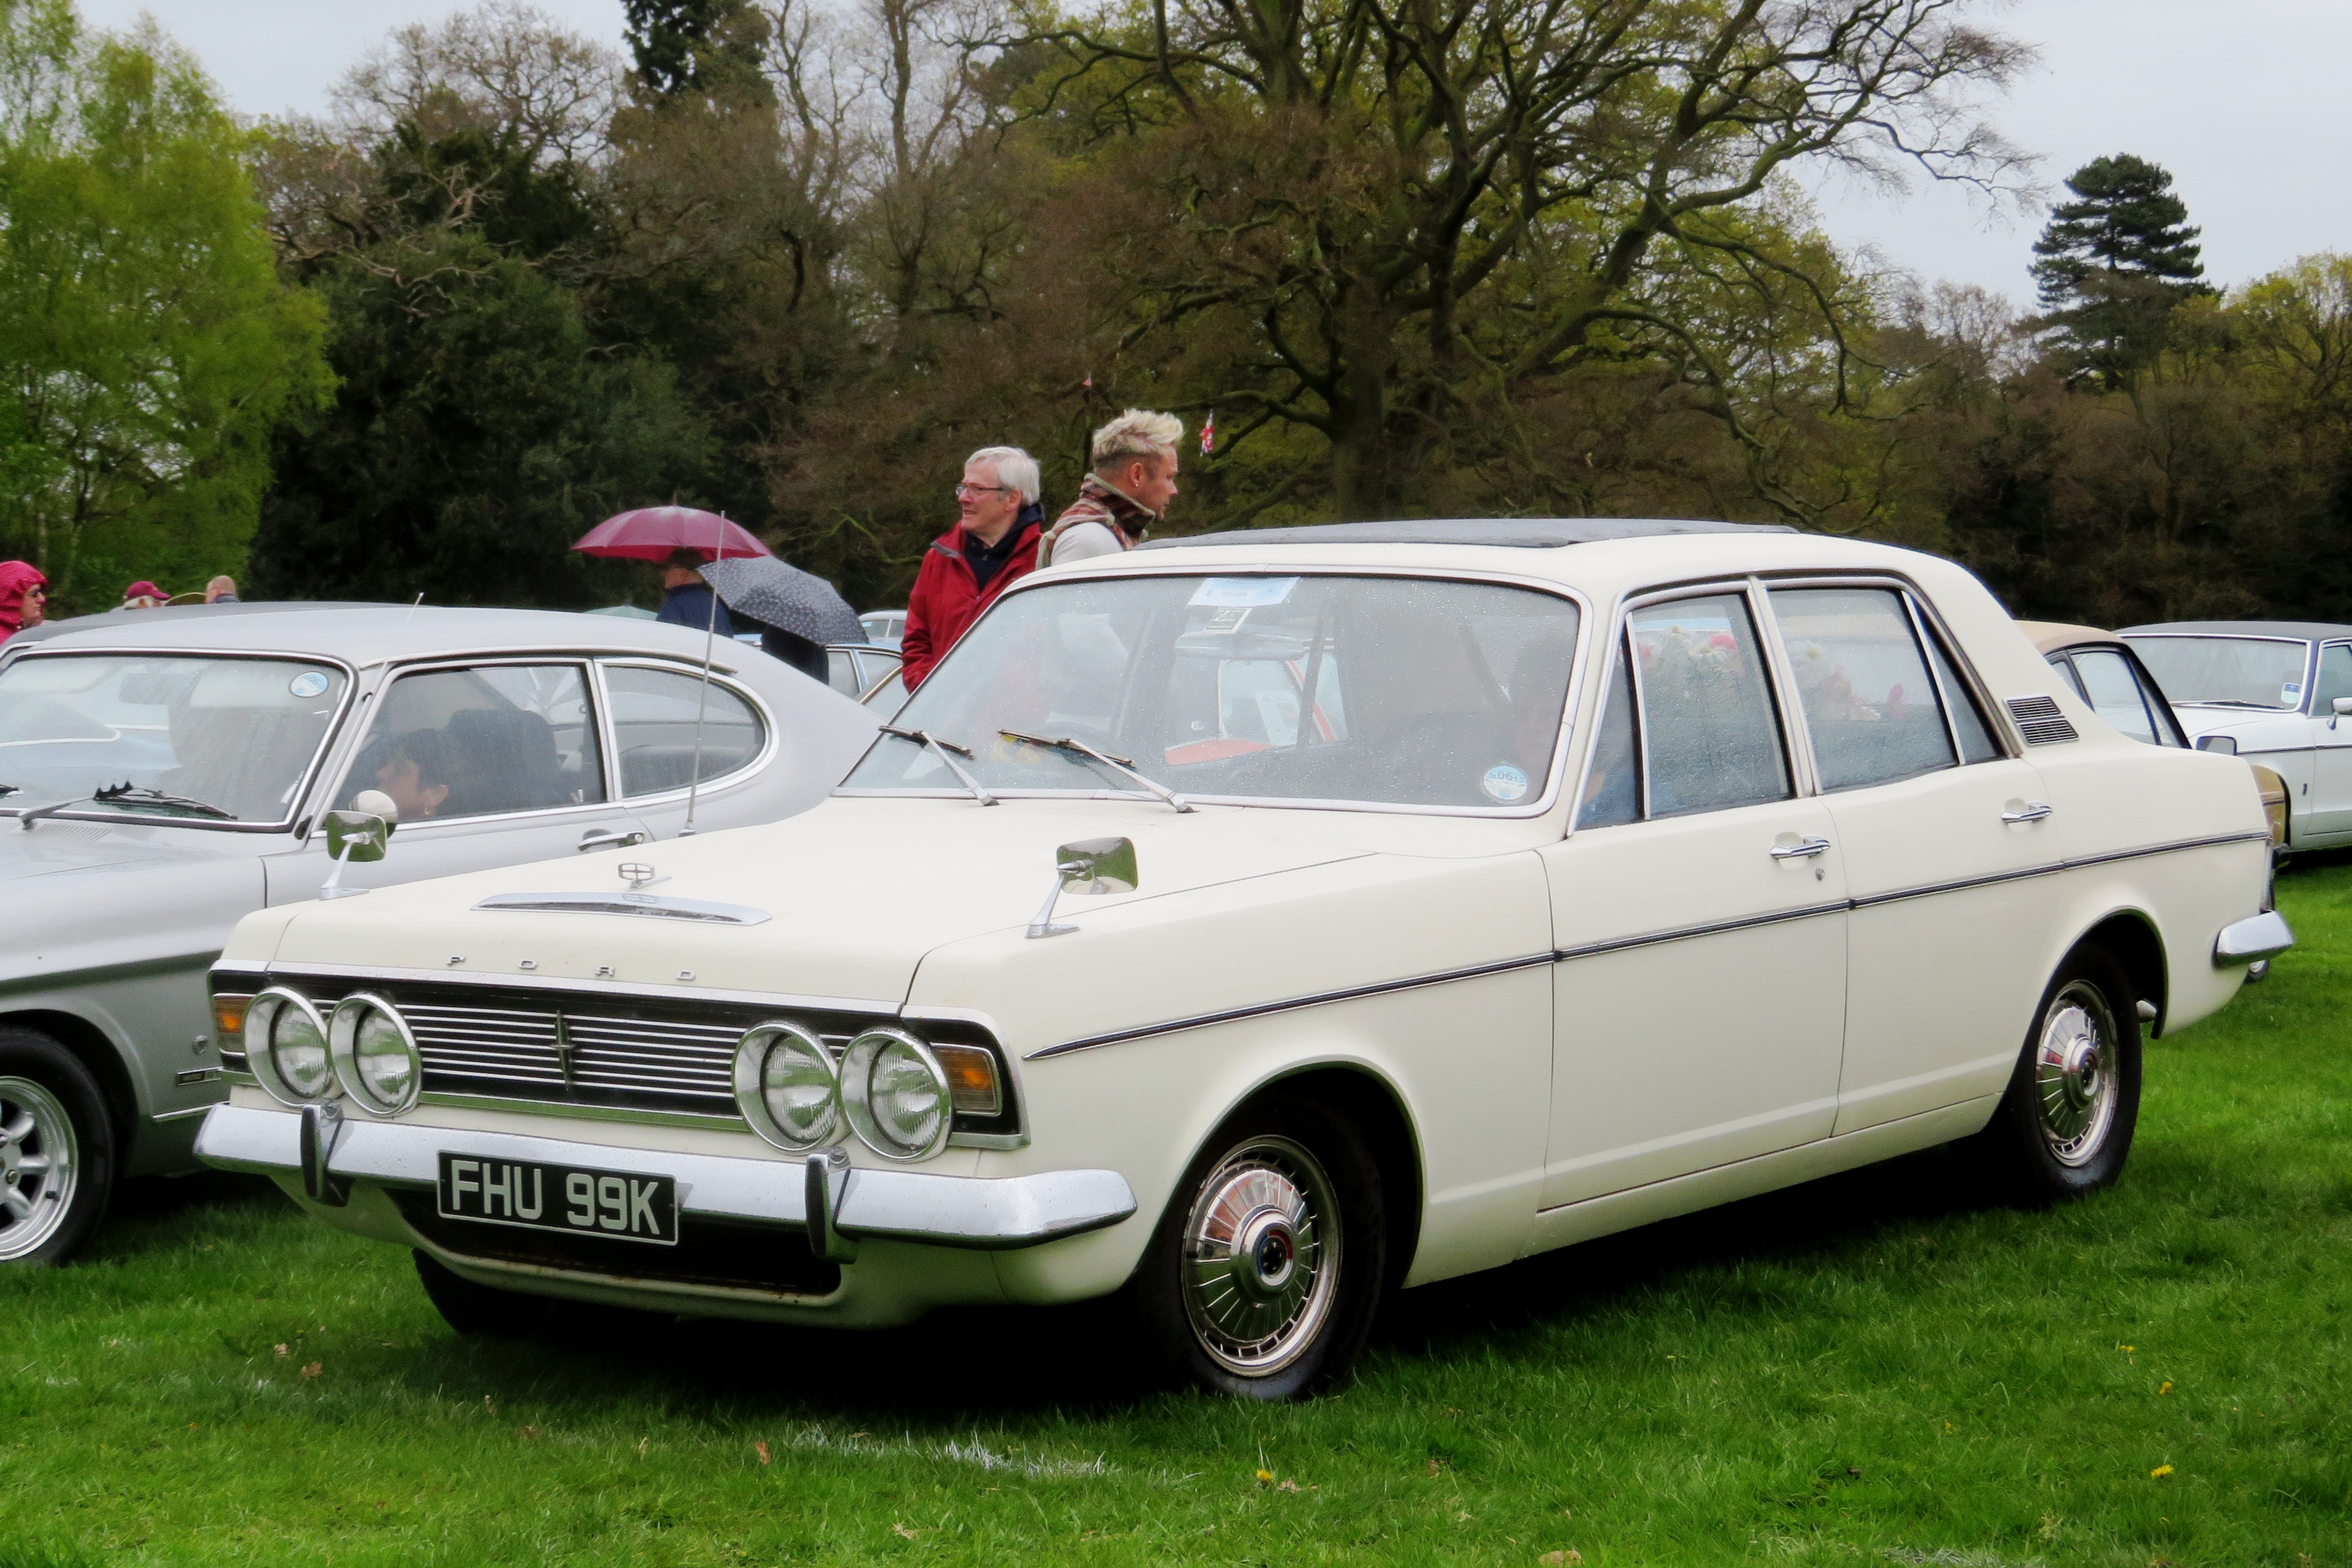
[435,1152,678,1246]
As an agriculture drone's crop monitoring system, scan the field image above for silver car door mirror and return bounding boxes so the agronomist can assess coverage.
[1026,836,1138,938]
[2195,734,2237,755]
[320,790,399,899]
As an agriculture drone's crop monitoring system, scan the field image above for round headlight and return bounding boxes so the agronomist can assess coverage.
[246,986,337,1107]
[733,1021,838,1150]
[840,1028,951,1161]
[329,994,422,1116]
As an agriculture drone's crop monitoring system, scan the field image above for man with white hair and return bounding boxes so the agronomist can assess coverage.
[1043,409,1183,566]
[900,445,1045,690]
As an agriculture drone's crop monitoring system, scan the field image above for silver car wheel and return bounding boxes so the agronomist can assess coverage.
[0,1076,80,1262]
[1179,1134,1341,1379]
[2033,980,2120,1168]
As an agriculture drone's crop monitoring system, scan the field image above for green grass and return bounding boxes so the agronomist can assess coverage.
[8,875,2352,1567]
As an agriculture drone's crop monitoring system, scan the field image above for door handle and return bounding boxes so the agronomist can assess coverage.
[1769,835,1832,860]
[2000,800,2053,824]
[578,827,650,852]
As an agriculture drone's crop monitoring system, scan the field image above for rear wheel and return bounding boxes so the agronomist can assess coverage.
[1128,1098,1385,1399]
[413,1249,557,1337]
[0,1028,115,1266]
[1965,946,2142,1203]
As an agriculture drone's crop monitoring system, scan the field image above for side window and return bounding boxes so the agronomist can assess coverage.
[2048,652,2092,704]
[1628,594,1791,817]
[1576,635,1638,828]
[341,664,603,822]
[1923,623,2000,763]
[1769,587,1957,791]
[2313,643,2352,715]
[2069,648,2162,744]
[604,664,766,797]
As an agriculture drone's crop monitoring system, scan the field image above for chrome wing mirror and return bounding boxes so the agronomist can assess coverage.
[320,790,398,900]
[2195,734,2238,755]
[1026,836,1138,939]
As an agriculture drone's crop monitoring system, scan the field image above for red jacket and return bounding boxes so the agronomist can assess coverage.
[900,518,1041,690]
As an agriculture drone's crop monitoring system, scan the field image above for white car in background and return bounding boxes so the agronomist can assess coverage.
[0,603,879,1264]
[2120,620,2352,851]
[198,523,2284,1397]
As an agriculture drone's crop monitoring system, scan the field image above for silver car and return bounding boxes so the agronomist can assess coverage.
[2119,620,2352,851]
[0,602,880,1264]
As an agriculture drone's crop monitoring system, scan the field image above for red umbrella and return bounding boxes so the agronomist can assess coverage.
[572,506,770,563]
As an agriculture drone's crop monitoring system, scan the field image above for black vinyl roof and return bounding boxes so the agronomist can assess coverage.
[1139,517,1798,551]
[2120,621,2352,643]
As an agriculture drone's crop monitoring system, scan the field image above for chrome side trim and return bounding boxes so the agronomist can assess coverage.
[1025,832,2272,1060]
[1024,953,1556,1061]
[2214,910,2294,966]
[1552,900,1849,962]
[148,1105,214,1123]
[195,1104,1134,1249]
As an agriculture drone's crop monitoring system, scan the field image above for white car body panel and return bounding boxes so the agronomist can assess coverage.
[200,529,2279,1326]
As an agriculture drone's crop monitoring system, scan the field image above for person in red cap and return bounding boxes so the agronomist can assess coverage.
[120,580,166,610]
[0,561,46,643]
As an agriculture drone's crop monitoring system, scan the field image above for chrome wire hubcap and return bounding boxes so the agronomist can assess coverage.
[0,1077,78,1261]
[2033,982,2119,1167]
[1180,1135,1339,1377]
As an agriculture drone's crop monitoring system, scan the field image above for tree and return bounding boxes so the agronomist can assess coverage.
[1001,0,2029,519]
[2029,153,2207,387]
[623,0,773,103]
[0,0,330,607]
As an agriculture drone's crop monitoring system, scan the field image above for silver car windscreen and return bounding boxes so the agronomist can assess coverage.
[842,574,1581,810]
[2125,636,2309,710]
[0,653,349,824]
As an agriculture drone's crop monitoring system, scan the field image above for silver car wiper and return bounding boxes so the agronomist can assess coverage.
[998,730,1192,814]
[877,725,996,806]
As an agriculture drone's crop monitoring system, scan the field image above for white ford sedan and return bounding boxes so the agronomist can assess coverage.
[196,522,2286,1397]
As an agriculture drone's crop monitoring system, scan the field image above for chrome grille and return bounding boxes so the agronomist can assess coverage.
[401,1000,752,1109]
[2005,694,2079,746]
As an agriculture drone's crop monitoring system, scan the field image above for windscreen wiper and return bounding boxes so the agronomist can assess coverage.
[92,782,235,818]
[877,725,996,806]
[998,730,1192,813]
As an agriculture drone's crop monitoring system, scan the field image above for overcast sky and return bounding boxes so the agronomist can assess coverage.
[76,0,2352,306]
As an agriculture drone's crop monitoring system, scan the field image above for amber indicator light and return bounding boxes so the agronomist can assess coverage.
[933,1045,1002,1116]
[212,994,251,1041]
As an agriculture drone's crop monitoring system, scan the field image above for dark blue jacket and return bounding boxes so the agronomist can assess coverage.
[657,582,732,637]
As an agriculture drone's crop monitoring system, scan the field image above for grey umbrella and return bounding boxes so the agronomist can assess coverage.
[698,556,866,645]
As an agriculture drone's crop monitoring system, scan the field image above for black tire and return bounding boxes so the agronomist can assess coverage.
[1963,944,2142,1204]
[1125,1095,1385,1400]
[0,1027,116,1266]
[413,1249,558,1337]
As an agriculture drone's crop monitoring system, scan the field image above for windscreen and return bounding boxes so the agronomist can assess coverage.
[843,574,1581,809]
[0,654,348,823]
[2123,636,2309,710]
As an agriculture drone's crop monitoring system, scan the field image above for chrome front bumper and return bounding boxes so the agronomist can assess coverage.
[2214,910,2295,967]
[196,1103,1136,1252]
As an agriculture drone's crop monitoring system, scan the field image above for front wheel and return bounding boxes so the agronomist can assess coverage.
[1964,945,2142,1204]
[0,1028,115,1266]
[1127,1098,1385,1399]
[413,1250,557,1337]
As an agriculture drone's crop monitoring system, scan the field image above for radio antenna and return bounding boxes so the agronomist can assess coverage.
[680,510,723,837]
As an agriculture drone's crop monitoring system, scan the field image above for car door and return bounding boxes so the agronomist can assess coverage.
[2301,641,2352,839]
[264,659,650,903]
[1762,583,2060,1134]
[1537,586,1847,1209]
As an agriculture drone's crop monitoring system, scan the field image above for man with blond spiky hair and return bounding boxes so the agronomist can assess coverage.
[1042,408,1183,567]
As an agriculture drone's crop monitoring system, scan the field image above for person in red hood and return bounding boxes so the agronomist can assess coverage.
[0,561,47,643]
[900,446,1043,691]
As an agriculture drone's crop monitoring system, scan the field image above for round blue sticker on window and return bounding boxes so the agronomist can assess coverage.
[1481,764,1530,803]
[288,671,329,698]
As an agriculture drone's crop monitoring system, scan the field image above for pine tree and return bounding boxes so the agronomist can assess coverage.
[2030,154,2208,387]
[620,0,769,104]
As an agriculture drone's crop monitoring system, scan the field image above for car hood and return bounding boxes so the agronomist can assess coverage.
[0,820,266,984]
[0,816,259,883]
[255,797,1389,1004]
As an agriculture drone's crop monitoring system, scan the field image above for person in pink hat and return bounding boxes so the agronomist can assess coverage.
[119,579,167,610]
[0,561,46,642]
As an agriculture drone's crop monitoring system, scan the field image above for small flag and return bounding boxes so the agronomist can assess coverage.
[1200,408,1215,455]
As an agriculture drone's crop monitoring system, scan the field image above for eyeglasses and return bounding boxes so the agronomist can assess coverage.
[953,483,1012,499]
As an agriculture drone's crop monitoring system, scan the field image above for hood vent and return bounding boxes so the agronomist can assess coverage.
[473,892,771,926]
[2004,695,2079,746]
